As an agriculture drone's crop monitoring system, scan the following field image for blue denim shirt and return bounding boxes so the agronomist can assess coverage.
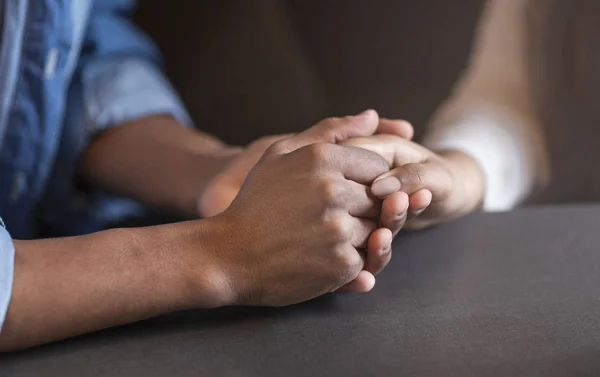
[0,0,191,333]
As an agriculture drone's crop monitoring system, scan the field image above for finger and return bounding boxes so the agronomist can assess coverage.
[331,180,382,218]
[371,162,453,199]
[407,189,432,220]
[379,191,410,237]
[340,134,425,168]
[228,134,296,186]
[376,118,414,140]
[271,109,380,154]
[215,146,245,157]
[301,143,390,185]
[198,186,238,218]
[337,270,376,293]
[336,145,390,185]
[349,217,379,248]
[365,227,393,275]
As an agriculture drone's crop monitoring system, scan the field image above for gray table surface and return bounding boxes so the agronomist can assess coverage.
[2,205,600,376]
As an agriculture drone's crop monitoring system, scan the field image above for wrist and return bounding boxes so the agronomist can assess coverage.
[81,115,241,216]
[154,218,239,309]
[438,150,485,213]
[174,146,242,216]
[143,115,245,213]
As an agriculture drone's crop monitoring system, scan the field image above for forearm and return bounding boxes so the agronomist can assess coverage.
[80,116,240,215]
[423,0,548,211]
[437,150,485,215]
[0,220,227,351]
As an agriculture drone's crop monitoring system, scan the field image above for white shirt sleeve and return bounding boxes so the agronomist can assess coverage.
[422,0,549,212]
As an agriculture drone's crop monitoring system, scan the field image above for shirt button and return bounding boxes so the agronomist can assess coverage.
[10,172,27,203]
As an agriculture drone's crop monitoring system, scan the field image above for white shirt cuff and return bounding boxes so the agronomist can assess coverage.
[423,111,538,212]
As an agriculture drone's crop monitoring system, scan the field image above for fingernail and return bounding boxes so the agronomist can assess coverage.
[396,211,407,219]
[371,177,401,197]
[381,244,391,255]
[408,206,427,220]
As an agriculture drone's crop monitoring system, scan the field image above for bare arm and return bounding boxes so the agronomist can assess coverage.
[0,112,402,351]
[423,0,549,211]
[0,220,228,351]
[80,116,241,215]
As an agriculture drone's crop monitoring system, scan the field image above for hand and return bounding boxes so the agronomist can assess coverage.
[201,110,398,307]
[197,118,415,218]
[339,119,417,287]
[198,134,293,217]
[341,134,485,230]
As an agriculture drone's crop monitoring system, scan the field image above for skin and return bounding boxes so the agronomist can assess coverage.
[198,126,485,237]
[81,113,414,287]
[198,119,416,218]
[0,111,407,351]
[81,115,243,216]
[341,134,485,229]
[197,118,418,280]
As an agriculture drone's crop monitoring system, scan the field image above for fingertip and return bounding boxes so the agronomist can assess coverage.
[379,191,410,236]
[399,190,411,205]
[358,109,378,120]
[385,191,410,213]
[409,189,432,210]
[378,227,393,248]
[381,226,393,240]
[358,271,376,292]
[397,120,415,140]
[424,190,433,206]
[368,227,393,253]
[381,191,409,222]
[339,271,376,293]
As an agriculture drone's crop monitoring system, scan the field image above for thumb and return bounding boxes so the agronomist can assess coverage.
[273,109,380,154]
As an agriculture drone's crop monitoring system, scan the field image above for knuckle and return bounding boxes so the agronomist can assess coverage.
[319,117,339,128]
[402,164,425,186]
[344,146,389,175]
[266,141,288,156]
[318,118,341,142]
[319,179,341,205]
[307,142,334,163]
[350,146,390,173]
[251,138,273,151]
[337,251,362,274]
[325,216,351,243]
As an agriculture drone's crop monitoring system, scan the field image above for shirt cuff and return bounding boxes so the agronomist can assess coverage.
[82,57,193,132]
[422,111,539,212]
[0,218,15,334]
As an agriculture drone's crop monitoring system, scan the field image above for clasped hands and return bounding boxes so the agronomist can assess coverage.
[195,110,484,303]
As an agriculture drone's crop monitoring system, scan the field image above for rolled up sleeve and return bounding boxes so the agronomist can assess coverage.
[0,218,15,333]
[82,57,192,132]
[79,0,191,133]
[40,0,193,233]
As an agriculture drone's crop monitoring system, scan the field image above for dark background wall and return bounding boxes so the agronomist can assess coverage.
[136,0,484,145]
